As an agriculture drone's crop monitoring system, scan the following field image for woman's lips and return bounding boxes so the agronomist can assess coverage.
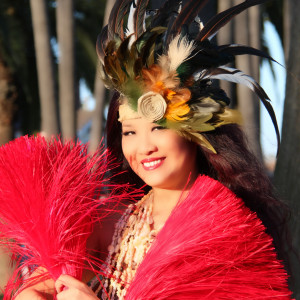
[141,157,165,170]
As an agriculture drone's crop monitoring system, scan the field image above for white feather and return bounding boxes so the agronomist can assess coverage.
[178,2,182,14]
[205,66,259,92]
[125,1,136,37]
[162,35,196,71]
[195,16,204,31]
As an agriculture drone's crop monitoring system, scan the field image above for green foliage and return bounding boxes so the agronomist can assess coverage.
[0,0,40,133]
[0,0,107,136]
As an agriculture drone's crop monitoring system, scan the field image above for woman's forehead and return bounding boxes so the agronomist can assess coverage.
[122,118,153,126]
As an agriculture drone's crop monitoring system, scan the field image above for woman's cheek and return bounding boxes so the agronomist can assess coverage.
[127,155,139,174]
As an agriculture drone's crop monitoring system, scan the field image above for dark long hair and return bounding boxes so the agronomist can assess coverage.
[105,93,290,268]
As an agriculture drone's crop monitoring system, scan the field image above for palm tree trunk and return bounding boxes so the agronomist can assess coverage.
[29,0,59,136]
[274,0,300,297]
[233,0,262,160]
[283,0,291,61]
[89,0,115,152]
[0,55,16,291]
[56,0,76,139]
[0,53,17,145]
[217,0,236,106]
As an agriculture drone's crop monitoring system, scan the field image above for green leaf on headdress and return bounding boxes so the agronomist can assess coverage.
[123,79,143,110]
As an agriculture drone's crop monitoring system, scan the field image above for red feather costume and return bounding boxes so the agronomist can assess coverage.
[0,135,137,299]
[125,175,292,299]
[0,136,292,299]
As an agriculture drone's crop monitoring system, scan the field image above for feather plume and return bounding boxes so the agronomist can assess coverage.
[97,0,281,154]
[159,35,196,72]
[126,175,292,299]
[150,0,182,28]
[0,136,135,299]
[165,0,209,45]
[197,0,267,42]
[201,66,280,153]
[218,43,278,63]
[96,25,109,63]
[139,28,166,67]
[125,1,136,37]
[108,0,132,39]
[133,0,149,38]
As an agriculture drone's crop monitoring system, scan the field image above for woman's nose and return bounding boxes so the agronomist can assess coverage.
[138,136,158,155]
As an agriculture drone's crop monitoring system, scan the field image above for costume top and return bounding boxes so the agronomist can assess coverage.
[91,190,157,299]
[91,175,292,299]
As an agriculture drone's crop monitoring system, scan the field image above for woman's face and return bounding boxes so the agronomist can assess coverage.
[121,118,198,190]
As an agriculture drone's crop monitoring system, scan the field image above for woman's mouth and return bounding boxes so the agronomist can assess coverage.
[141,158,165,170]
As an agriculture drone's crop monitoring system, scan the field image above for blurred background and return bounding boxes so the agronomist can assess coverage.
[0,0,299,298]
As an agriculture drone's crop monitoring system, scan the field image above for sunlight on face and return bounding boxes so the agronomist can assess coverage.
[121,118,198,190]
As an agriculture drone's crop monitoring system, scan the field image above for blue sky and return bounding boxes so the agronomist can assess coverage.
[260,21,286,159]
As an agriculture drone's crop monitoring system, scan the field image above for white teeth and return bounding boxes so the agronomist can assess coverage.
[143,159,161,168]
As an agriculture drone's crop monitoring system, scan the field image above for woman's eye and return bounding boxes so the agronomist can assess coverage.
[122,131,135,136]
[152,125,166,131]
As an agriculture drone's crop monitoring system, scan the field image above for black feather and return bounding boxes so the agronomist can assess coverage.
[190,82,231,106]
[217,44,279,64]
[137,28,166,66]
[197,0,267,42]
[176,40,234,82]
[133,57,144,76]
[134,0,150,38]
[116,35,134,76]
[166,0,209,45]
[205,67,280,153]
[150,0,182,28]
[108,0,132,40]
[96,25,108,61]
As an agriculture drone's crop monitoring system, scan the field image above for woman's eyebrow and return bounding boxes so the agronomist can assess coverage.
[122,124,133,128]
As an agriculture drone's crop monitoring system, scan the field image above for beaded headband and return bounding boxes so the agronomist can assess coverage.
[97,0,279,153]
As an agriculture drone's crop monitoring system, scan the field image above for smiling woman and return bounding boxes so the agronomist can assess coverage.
[14,0,294,299]
[121,118,198,190]
[95,95,292,299]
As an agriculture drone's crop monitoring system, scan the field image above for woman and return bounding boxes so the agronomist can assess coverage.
[16,101,292,299]
[15,0,293,298]
[15,102,292,299]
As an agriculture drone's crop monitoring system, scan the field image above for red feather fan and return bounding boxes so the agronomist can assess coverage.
[126,175,292,299]
[0,135,126,299]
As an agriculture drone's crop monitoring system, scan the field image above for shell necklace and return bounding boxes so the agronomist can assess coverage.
[99,190,159,299]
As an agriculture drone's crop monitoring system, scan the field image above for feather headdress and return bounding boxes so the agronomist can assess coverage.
[97,0,279,153]
[0,136,137,299]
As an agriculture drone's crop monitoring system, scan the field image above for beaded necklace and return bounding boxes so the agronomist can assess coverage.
[96,190,159,299]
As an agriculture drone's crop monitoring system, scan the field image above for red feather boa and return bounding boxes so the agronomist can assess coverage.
[126,175,292,299]
[0,135,135,299]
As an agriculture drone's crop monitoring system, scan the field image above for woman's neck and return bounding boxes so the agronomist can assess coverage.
[150,176,197,230]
